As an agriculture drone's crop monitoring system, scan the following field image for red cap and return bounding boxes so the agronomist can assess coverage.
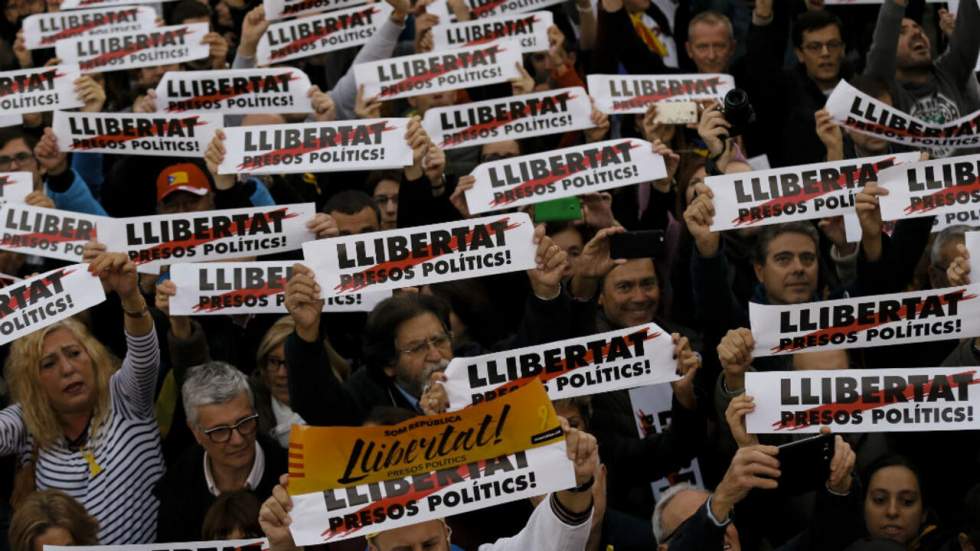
[156,163,211,203]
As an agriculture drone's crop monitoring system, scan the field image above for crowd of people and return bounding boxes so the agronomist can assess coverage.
[0,0,978,548]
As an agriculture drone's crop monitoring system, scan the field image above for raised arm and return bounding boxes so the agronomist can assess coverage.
[865,0,905,84]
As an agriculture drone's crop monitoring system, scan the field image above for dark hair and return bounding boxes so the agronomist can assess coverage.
[792,10,844,49]
[169,0,211,24]
[362,294,452,373]
[861,455,926,507]
[364,406,419,426]
[849,75,891,101]
[0,127,37,152]
[961,483,980,544]
[545,221,593,245]
[428,279,503,348]
[323,189,382,223]
[366,170,403,195]
[753,222,820,265]
[201,490,262,540]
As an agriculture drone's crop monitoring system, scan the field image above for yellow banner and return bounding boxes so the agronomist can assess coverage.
[287,380,562,494]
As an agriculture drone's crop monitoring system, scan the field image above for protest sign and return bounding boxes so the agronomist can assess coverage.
[969,231,980,280]
[302,212,537,295]
[462,0,565,18]
[60,0,178,8]
[169,261,391,315]
[0,265,106,346]
[287,380,564,491]
[56,23,209,74]
[52,111,220,158]
[442,323,679,410]
[22,7,156,50]
[825,80,980,153]
[256,4,391,65]
[431,11,551,52]
[934,208,980,232]
[749,284,980,357]
[0,204,104,262]
[289,441,573,545]
[156,68,315,115]
[0,65,83,115]
[98,203,317,274]
[745,368,980,434]
[217,118,412,175]
[628,383,705,500]
[876,154,980,221]
[0,172,33,205]
[706,152,919,230]
[354,41,522,101]
[0,115,21,128]
[0,274,21,289]
[47,539,269,551]
[264,0,366,20]
[587,73,734,114]
[423,86,594,150]
[466,138,666,214]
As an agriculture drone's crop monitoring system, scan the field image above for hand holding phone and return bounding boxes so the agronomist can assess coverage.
[774,433,834,495]
[608,230,665,259]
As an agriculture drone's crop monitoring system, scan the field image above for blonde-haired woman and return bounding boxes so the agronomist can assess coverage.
[9,490,99,551]
[252,316,305,448]
[0,253,164,544]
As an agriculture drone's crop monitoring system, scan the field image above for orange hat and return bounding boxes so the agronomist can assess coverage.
[156,163,211,202]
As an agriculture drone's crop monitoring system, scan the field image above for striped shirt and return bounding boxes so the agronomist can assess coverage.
[0,330,165,544]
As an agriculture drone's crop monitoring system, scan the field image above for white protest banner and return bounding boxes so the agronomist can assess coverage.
[442,323,678,410]
[156,68,314,115]
[169,261,391,315]
[876,154,980,221]
[467,138,666,214]
[264,0,367,20]
[0,114,21,128]
[431,11,551,52]
[823,0,946,4]
[587,73,734,114]
[826,80,980,151]
[463,0,565,18]
[706,152,920,230]
[0,274,21,289]
[47,539,269,551]
[257,4,391,65]
[98,203,317,274]
[218,118,412,175]
[52,111,220,158]
[0,265,105,346]
[969,232,980,279]
[354,41,522,101]
[0,173,33,205]
[745,368,980,434]
[0,204,104,262]
[22,7,156,50]
[60,0,178,8]
[289,441,573,545]
[749,284,980,357]
[0,65,83,115]
[303,212,537,296]
[424,86,593,150]
[628,383,705,499]
[56,23,210,74]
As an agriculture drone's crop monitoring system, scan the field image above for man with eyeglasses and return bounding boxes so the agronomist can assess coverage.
[155,361,287,542]
[865,0,980,158]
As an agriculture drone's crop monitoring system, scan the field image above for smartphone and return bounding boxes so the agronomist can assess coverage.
[534,197,583,223]
[654,101,698,124]
[775,433,834,495]
[609,230,665,259]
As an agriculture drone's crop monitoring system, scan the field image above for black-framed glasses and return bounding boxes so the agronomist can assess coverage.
[0,152,35,170]
[802,40,843,54]
[202,413,259,443]
[266,356,287,371]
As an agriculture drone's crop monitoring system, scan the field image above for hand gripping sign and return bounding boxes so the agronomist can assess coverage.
[156,68,315,115]
[587,73,734,114]
[98,203,317,274]
[745,368,980,434]
[0,65,84,115]
[749,284,980,357]
[354,41,522,101]
[264,0,368,20]
[423,86,594,150]
[0,265,106,346]
[0,203,105,262]
[825,80,980,150]
[169,261,392,315]
[442,323,679,411]
[302,213,537,296]
[56,23,210,74]
[876,154,980,221]
[53,111,221,158]
[257,3,392,65]
[286,381,573,545]
[466,138,666,215]
[431,11,552,52]
[22,6,156,50]
[0,172,33,205]
[706,152,920,230]
[218,118,413,175]
[46,539,269,551]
